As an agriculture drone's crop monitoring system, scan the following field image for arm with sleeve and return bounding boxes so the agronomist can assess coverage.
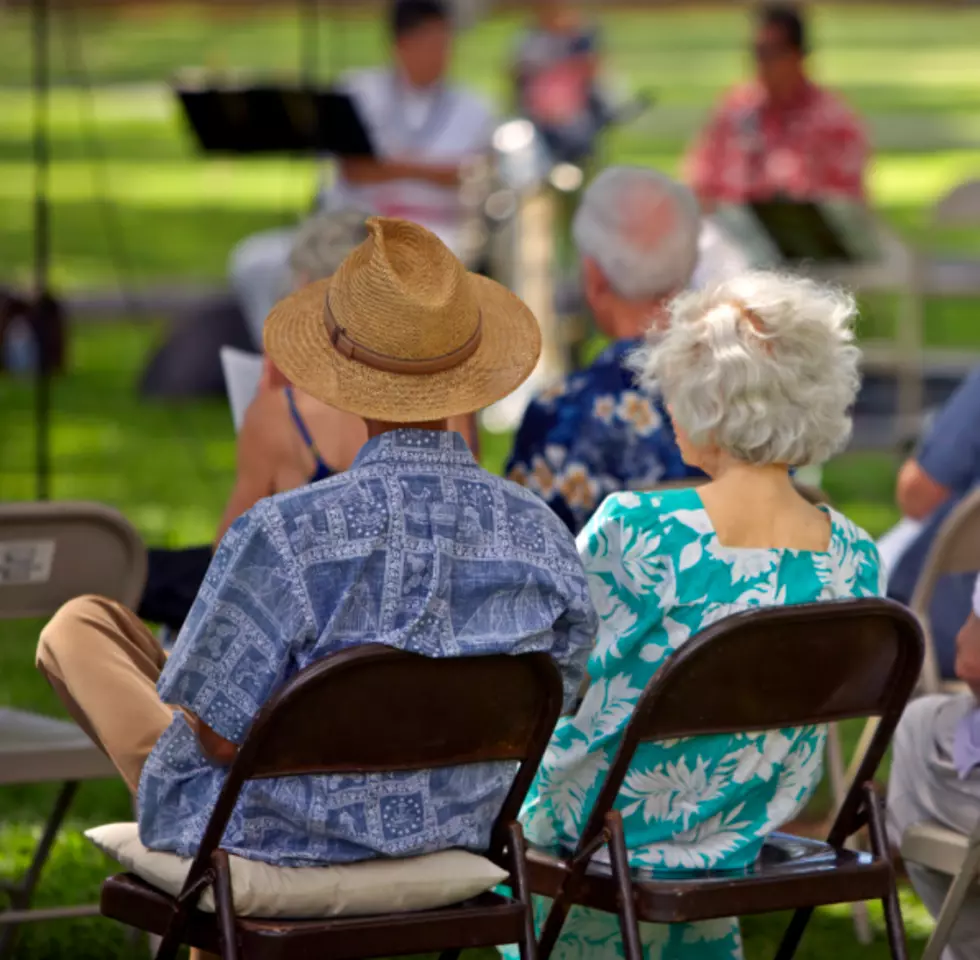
[158,501,315,745]
[916,367,980,497]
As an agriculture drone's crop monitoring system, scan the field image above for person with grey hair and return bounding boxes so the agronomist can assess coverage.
[138,210,476,633]
[505,271,883,960]
[505,165,704,534]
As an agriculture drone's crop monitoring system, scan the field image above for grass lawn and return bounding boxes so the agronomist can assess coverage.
[2,3,978,956]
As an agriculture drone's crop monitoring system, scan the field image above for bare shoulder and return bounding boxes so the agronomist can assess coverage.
[239,388,291,458]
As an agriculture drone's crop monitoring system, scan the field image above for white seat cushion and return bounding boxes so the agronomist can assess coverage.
[86,823,508,919]
[901,821,971,878]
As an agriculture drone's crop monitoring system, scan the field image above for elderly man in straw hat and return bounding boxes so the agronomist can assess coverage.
[36,217,596,870]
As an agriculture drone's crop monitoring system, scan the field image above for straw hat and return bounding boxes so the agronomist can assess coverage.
[264,217,542,423]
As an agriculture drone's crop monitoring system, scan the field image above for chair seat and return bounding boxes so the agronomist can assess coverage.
[0,708,115,786]
[527,833,894,924]
[102,873,527,960]
[901,822,974,879]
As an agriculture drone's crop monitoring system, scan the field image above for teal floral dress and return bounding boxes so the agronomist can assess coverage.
[503,487,884,960]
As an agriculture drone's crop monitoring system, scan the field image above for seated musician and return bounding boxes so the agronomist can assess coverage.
[37,218,595,869]
[686,4,869,288]
[506,273,883,960]
[686,4,867,210]
[512,0,607,165]
[138,209,477,633]
[229,0,495,349]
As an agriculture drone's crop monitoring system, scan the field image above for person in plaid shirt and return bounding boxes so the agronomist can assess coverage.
[685,4,868,210]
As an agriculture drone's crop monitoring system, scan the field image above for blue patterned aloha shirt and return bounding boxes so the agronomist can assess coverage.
[501,487,884,960]
[506,339,704,535]
[140,429,597,866]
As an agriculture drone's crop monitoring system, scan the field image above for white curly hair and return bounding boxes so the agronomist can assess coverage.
[634,272,861,467]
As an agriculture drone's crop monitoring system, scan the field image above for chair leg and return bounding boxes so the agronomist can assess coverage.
[0,780,79,960]
[920,839,980,960]
[865,785,909,960]
[213,851,239,960]
[507,821,538,960]
[606,811,643,960]
[773,907,814,960]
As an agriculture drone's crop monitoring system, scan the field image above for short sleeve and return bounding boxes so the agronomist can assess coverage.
[157,502,313,744]
[917,368,980,494]
[972,574,980,618]
[577,494,670,676]
[684,98,733,201]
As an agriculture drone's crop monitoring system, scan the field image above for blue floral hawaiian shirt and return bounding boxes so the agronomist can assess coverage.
[506,339,705,534]
[140,429,596,866]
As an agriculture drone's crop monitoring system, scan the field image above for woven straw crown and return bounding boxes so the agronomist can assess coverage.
[327,218,481,367]
[263,216,542,423]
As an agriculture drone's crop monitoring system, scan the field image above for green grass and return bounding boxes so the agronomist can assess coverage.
[1,3,974,955]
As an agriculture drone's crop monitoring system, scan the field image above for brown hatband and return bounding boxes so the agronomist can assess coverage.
[323,295,483,375]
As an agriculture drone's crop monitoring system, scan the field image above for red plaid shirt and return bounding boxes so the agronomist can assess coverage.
[685,81,868,204]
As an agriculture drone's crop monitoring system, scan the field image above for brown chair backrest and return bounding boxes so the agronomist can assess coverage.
[186,646,564,886]
[0,501,147,618]
[909,486,980,692]
[643,477,831,507]
[578,598,923,852]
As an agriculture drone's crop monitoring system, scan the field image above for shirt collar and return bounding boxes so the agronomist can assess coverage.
[756,78,818,114]
[353,429,477,469]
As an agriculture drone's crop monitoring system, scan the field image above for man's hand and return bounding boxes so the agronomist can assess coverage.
[188,712,239,766]
[955,612,980,700]
[896,459,951,521]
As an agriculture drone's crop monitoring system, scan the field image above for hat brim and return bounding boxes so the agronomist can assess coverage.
[263,273,542,423]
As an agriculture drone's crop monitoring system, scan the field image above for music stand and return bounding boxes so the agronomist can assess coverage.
[712,199,881,269]
[175,82,376,157]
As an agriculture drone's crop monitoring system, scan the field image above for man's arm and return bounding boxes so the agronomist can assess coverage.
[956,605,980,701]
[896,367,980,519]
[683,100,731,212]
[160,503,314,762]
[339,157,461,189]
[895,459,952,521]
[819,103,869,201]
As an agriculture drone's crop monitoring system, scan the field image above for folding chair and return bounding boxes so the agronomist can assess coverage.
[0,501,147,957]
[99,645,564,960]
[901,816,980,960]
[524,598,924,960]
[848,487,980,789]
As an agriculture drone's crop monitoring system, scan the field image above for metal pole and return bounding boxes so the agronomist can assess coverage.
[301,0,319,87]
[32,0,51,501]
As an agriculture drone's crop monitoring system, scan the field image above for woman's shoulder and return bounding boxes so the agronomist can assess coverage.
[822,506,885,594]
[589,487,704,537]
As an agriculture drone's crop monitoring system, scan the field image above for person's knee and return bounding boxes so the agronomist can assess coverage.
[37,594,116,671]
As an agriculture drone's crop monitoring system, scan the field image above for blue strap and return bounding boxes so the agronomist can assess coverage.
[285,386,331,479]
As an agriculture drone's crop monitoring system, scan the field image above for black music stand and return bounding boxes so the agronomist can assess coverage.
[175,83,376,157]
[714,199,881,267]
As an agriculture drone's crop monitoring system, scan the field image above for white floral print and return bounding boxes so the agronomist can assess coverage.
[504,487,883,960]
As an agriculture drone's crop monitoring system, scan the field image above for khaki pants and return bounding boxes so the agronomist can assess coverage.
[36,595,176,794]
[37,596,218,959]
[888,695,980,960]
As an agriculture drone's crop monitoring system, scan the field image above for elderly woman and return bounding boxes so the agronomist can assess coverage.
[506,273,884,960]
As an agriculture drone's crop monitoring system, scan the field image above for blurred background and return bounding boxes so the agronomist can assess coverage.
[1,0,978,955]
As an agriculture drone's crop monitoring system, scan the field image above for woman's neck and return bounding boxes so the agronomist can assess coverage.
[699,460,830,551]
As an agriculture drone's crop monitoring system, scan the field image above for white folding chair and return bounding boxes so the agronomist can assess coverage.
[901,816,980,960]
[0,502,147,957]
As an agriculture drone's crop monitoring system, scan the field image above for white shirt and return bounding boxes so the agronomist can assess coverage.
[331,68,495,259]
